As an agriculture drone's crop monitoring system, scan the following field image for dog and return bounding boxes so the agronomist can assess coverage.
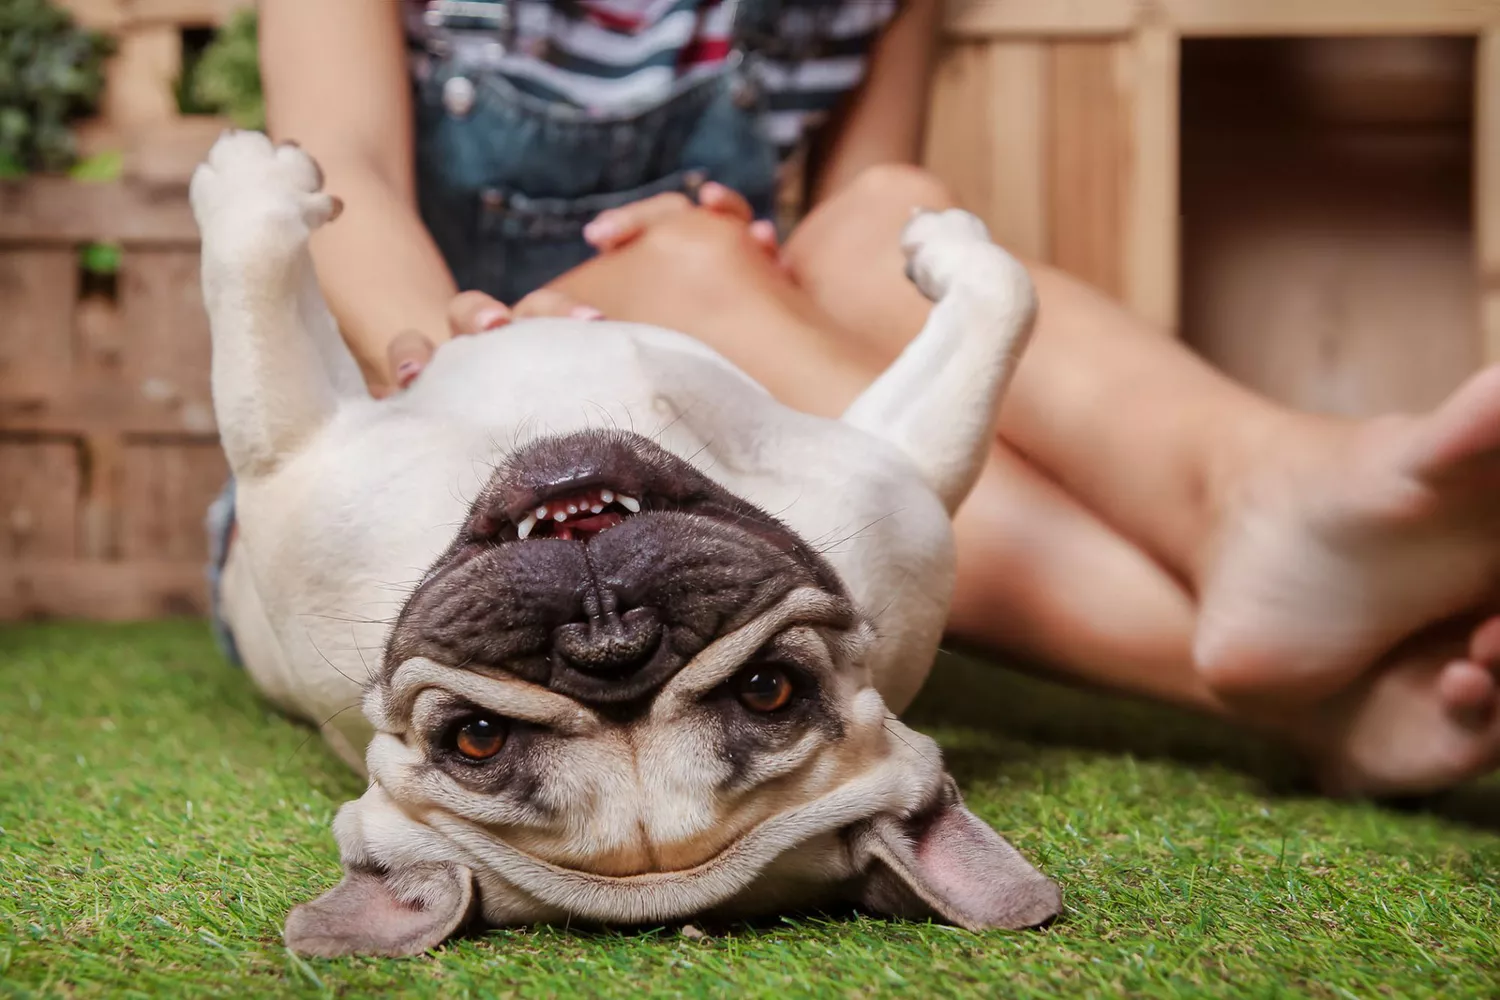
[191,131,1052,957]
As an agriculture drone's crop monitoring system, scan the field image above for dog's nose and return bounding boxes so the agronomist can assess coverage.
[552,588,662,676]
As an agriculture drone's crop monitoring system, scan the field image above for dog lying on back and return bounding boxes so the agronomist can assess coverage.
[191,131,1053,957]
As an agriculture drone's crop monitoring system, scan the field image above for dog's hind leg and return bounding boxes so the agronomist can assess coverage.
[190,130,362,478]
[841,209,1038,514]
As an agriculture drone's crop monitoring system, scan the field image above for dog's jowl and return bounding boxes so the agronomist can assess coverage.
[190,131,1054,956]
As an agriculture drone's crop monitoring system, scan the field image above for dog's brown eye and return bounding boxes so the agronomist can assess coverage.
[736,666,794,713]
[453,716,506,760]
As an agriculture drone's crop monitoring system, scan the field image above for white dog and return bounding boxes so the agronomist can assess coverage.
[191,131,1052,957]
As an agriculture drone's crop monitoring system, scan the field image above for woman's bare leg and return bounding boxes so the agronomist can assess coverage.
[782,165,1500,694]
[546,200,1500,793]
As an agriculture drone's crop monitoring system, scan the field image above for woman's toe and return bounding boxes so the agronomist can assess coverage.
[1436,658,1498,720]
[1467,614,1500,663]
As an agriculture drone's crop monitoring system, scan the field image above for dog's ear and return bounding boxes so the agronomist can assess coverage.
[851,790,1060,931]
[284,862,475,957]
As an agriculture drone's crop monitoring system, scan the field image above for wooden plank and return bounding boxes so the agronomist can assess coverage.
[0,179,199,243]
[75,294,126,379]
[80,434,125,560]
[1160,0,1500,36]
[55,0,126,30]
[0,440,81,560]
[1484,290,1500,368]
[947,0,1500,37]
[1048,40,1127,297]
[1121,25,1180,333]
[923,41,1049,259]
[100,25,182,130]
[1478,30,1500,288]
[64,117,226,186]
[923,45,994,225]
[120,251,216,433]
[0,393,217,436]
[125,0,239,25]
[0,559,209,620]
[128,117,230,186]
[983,42,1049,259]
[119,441,227,562]
[0,251,77,404]
[946,0,1137,38]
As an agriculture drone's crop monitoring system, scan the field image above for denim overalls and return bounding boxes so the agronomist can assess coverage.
[412,0,788,303]
[208,0,818,664]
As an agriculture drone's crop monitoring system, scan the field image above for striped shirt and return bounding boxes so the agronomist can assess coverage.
[405,0,899,156]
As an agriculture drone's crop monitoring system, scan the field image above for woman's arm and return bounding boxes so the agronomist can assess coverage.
[805,0,942,205]
[259,0,458,391]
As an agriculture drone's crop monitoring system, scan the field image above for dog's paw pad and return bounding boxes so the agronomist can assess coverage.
[900,208,991,256]
[900,209,1021,304]
[192,130,338,233]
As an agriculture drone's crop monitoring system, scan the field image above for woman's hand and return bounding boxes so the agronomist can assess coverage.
[380,289,605,395]
[583,183,780,260]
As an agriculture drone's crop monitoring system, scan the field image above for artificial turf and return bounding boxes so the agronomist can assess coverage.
[1,622,1497,998]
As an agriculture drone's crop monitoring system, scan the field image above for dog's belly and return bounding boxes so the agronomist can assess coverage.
[227,319,954,759]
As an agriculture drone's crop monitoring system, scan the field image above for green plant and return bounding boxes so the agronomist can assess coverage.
[79,240,122,276]
[184,7,263,130]
[0,0,113,176]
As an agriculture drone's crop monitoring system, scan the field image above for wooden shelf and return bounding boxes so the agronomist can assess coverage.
[945,0,1500,38]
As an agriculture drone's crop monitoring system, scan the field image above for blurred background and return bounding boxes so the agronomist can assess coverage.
[1,0,1494,621]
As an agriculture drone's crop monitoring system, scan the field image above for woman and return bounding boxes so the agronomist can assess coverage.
[256,0,1500,795]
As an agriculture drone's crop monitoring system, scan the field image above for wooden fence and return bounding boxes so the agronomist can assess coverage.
[3,0,1500,619]
[0,0,232,619]
[924,0,1500,416]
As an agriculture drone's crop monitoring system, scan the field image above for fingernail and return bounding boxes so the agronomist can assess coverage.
[571,305,604,321]
[475,306,509,331]
[583,218,616,244]
[395,360,422,387]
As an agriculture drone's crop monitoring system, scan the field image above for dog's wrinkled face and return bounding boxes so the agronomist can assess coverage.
[284,431,1060,957]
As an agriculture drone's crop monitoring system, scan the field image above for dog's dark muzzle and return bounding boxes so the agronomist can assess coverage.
[384,432,845,709]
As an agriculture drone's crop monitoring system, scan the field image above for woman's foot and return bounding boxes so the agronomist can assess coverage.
[1193,365,1500,702]
[1279,622,1500,796]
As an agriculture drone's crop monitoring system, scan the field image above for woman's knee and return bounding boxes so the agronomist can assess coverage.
[783,163,956,282]
[797,164,956,239]
[637,207,770,279]
[837,163,957,214]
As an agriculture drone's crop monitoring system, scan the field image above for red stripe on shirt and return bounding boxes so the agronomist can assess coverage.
[678,37,732,67]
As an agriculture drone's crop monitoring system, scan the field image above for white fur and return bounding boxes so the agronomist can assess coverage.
[191,132,1043,943]
[194,132,1036,756]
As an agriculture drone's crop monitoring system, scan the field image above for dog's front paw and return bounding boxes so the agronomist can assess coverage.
[900,209,1020,304]
[190,130,343,241]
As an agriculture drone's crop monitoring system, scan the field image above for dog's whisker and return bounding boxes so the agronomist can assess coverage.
[296,612,399,626]
[281,702,362,770]
[649,402,690,444]
[305,633,367,690]
[882,718,940,768]
[351,625,377,684]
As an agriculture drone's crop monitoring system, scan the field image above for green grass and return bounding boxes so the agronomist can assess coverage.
[2,623,1498,998]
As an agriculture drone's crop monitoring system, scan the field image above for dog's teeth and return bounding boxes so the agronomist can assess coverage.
[600,490,615,504]
[591,504,604,514]
[553,510,568,522]
[534,506,548,519]
[567,504,578,514]
[617,494,641,513]
[517,513,537,540]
